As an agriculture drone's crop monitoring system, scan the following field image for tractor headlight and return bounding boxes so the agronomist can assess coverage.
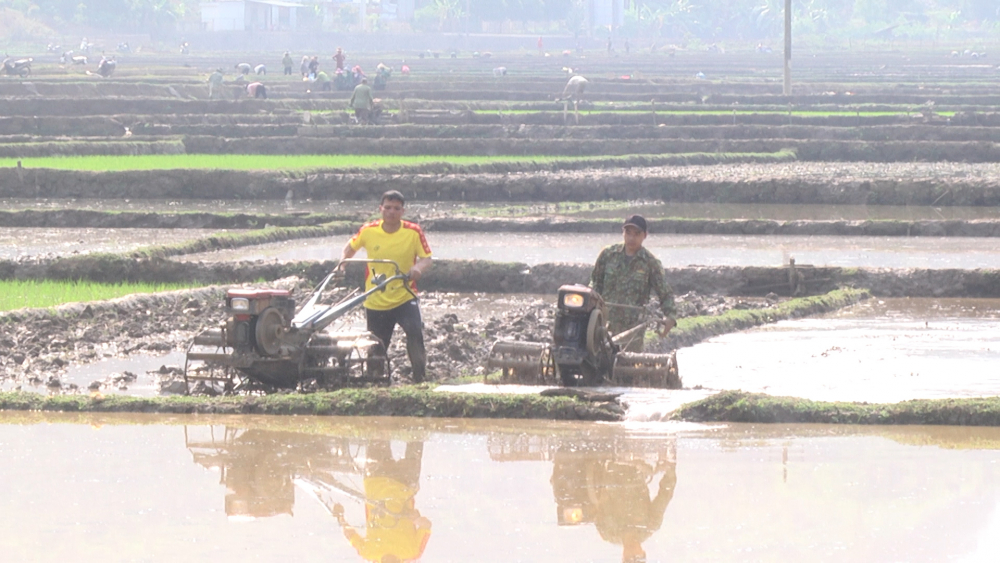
[562,293,585,308]
[230,298,250,312]
[563,507,584,524]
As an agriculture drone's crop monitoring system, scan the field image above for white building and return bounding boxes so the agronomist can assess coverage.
[201,0,306,31]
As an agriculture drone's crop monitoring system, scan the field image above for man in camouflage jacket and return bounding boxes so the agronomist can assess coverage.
[590,215,676,351]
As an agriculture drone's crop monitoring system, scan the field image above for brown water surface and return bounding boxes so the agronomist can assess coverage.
[0,227,224,258]
[2,414,999,562]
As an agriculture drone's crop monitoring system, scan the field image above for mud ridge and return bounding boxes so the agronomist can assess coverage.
[673,390,1000,426]
[9,161,1000,205]
[0,389,623,421]
[9,210,1000,238]
[0,209,349,229]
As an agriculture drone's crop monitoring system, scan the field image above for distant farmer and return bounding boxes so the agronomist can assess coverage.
[537,36,544,54]
[339,190,433,383]
[246,81,267,99]
[349,77,374,124]
[308,56,320,77]
[333,47,346,71]
[254,63,266,75]
[313,70,331,91]
[562,74,588,100]
[208,68,224,99]
[493,66,507,77]
[589,215,676,352]
[235,62,251,75]
[281,51,293,75]
[300,55,310,77]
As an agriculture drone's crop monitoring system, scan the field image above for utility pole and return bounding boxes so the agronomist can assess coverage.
[783,0,792,96]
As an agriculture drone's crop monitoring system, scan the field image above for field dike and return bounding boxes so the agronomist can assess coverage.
[5,253,1000,299]
[673,390,1000,426]
[6,162,1000,205]
[0,389,622,420]
[0,139,185,158]
[0,153,798,200]
[6,211,1000,238]
[0,209,348,229]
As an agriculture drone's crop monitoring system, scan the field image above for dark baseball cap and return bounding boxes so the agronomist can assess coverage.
[623,215,647,232]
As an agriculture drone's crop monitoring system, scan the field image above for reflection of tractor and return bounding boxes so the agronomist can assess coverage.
[185,426,395,519]
[183,260,409,394]
[487,284,680,388]
[487,430,676,560]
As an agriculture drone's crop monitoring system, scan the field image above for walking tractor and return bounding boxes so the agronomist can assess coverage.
[487,284,680,388]
[184,260,412,394]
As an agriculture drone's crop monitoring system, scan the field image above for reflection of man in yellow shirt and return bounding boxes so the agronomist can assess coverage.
[340,190,432,383]
[333,441,431,563]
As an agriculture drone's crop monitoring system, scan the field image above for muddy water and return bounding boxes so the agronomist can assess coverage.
[0,227,224,258]
[679,297,1000,404]
[179,232,1000,269]
[6,198,1000,222]
[2,414,1000,563]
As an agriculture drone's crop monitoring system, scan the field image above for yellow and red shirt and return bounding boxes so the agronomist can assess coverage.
[348,219,432,310]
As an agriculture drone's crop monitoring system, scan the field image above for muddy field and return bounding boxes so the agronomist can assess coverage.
[0,281,783,394]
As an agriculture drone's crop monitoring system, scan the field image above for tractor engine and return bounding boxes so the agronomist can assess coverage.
[551,284,614,386]
[225,289,296,357]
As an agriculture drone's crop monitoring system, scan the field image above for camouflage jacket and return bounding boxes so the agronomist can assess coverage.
[589,243,676,335]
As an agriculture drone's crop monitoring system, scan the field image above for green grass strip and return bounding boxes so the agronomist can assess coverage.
[672,390,1000,426]
[0,279,197,311]
[0,387,621,421]
[0,151,795,172]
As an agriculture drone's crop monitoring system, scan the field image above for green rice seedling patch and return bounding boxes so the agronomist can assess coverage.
[0,280,199,311]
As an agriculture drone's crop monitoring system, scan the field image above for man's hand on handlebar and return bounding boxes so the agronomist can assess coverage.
[657,317,677,337]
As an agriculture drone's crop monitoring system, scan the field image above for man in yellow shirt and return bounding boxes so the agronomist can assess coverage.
[340,190,432,383]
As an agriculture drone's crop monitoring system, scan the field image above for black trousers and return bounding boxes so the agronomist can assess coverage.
[366,299,426,382]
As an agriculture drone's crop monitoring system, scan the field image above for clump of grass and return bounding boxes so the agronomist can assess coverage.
[0,280,197,311]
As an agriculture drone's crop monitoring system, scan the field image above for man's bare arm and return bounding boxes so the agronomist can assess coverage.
[409,256,432,282]
[339,241,357,267]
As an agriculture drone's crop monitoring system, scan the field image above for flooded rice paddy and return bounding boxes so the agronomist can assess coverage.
[680,298,1000,404]
[179,232,1000,269]
[0,227,224,259]
[2,415,1000,563]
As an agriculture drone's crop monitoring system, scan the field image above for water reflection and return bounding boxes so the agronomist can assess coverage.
[186,427,432,562]
[551,446,675,562]
[489,431,677,562]
[5,415,1000,562]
